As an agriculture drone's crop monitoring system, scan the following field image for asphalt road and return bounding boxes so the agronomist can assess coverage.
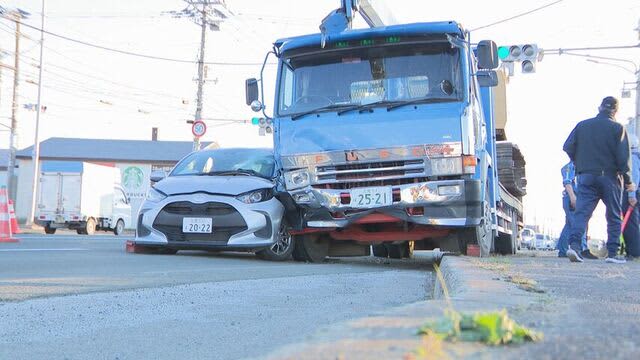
[0,234,435,360]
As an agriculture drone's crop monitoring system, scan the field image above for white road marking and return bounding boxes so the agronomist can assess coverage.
[0,248,89,252]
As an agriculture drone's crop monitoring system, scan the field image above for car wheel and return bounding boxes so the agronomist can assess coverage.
[386,241,414,259]
[77,228,86,235]
[257,224,295,261]
[156,247,178,255]
[113,219,125,236]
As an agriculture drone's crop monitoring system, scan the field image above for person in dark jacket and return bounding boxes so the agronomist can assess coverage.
[563,96,636,263]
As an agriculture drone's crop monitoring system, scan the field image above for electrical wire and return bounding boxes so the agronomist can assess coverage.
[1,15,272,66]
[470,0,565,32]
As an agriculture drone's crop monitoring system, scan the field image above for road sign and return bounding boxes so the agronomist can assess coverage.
[192,120,207,138]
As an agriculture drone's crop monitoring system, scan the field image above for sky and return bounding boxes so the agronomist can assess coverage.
[0,0,639,239]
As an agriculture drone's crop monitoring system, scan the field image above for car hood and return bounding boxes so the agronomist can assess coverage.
[276,102,464,156]
[154,175,274,196]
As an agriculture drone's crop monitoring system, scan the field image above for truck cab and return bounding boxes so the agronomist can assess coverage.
[247,21,519,260]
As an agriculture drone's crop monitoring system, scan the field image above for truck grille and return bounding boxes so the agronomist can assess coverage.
[315,160,425,189]
[153,201,247,243]
[314,177,429,190]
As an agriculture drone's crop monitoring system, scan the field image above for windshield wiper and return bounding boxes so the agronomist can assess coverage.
[336,100,403,115]
[290,103,360,120]
[386,97,455,111]
[198,169,262,177]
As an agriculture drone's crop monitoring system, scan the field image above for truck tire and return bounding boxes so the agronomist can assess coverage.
[113,219,125,236]
[85,218,96,236]
[472,199,493,257]
[292,234,328,263]
[372,244,389,257]
[76,229,86,235]
[256,224,295,261]
[386,242,414,259]
[495,233,514,255]
[44,224,56,235]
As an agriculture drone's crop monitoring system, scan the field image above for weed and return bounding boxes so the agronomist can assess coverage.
[417,309,543,346]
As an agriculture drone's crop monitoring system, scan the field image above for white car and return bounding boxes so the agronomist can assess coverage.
[534,234,555,250]
[129,148,294,261]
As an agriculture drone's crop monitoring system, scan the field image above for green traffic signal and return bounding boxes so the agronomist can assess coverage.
[251,117,261,125]
[497,46,510,60]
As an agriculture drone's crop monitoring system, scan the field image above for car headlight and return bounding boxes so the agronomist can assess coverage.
[146,187,167,203]
[236,189,273,204]
[284,169,310,190]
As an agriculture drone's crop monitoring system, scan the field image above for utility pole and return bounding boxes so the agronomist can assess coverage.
[635,19,640,141]
[193,8,207,151]
[7,11,25,201]
[166,1,228,151]
[27,0,45,226]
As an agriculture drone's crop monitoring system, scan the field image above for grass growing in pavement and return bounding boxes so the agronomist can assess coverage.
[409,262,543,358]
[417,309,543,346]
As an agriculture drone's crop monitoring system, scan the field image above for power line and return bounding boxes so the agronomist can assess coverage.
[1,15,271,66]
[470,0,565,32]
[545,44,640,53]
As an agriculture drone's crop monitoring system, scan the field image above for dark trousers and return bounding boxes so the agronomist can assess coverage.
[569,174,622,257]
[622,198,640,257]
[557,193,587,256]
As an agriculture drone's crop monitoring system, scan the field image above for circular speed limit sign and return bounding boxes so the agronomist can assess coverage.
[192,120,207,138]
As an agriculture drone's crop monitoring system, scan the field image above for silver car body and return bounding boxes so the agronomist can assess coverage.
[135,149,284,251]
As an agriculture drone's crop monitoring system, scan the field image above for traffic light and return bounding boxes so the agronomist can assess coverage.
[250,117,273,136]
[497,44,542,74]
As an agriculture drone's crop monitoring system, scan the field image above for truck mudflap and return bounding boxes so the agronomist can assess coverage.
[294,179,482,229]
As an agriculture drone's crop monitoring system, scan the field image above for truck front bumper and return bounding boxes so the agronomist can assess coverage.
[291,179,482,228]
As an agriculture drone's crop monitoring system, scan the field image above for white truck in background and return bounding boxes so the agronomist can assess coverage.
[35,162,131,235]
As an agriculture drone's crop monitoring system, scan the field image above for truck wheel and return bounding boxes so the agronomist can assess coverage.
[113,219,125,236]
[386,242,414,259]
[85,218,96,236]
[76,229,86,235]
[495,233,514,255]
[474,200,493,257]
[292,233,328,263]
[44,224,56,235]
[257,224,295,261]
[372,244,388,257]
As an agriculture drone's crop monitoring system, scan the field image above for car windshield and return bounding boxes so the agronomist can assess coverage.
[170,149,275,179]
[277,41,463,117]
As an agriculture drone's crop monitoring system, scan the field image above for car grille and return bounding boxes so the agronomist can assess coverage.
[315,160,425,189]
[153,201,247,243]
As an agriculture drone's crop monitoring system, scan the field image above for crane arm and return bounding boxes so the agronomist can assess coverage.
[320,0,396,39]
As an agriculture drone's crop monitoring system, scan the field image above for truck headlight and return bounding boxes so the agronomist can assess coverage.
[146,188,167,203]
[285,169,310,190]
[236,189,273,204]
[430,157,462,176]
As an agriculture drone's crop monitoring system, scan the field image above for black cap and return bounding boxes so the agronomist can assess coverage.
[600,96,619,111]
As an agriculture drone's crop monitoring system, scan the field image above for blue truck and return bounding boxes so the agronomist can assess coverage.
[245,2,526,261]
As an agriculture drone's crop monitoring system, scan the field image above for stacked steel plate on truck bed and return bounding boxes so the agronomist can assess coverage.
[496,141,527,199]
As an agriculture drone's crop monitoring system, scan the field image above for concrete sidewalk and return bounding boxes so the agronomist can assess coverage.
[263,251,640,359]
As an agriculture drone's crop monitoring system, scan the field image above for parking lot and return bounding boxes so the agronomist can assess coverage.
[0,233,435,359]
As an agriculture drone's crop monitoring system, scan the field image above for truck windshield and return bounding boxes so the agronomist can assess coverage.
[277,42,462,117]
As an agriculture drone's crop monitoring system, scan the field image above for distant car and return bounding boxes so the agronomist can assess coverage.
[132,148,294,261]
[534,234,555,250]
[520,228,536,250]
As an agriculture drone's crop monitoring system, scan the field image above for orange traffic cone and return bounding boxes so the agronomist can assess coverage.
[8,200,20,234]
[0,186,19,243]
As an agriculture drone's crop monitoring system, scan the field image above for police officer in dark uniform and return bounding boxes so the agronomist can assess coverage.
[563,96,636,263]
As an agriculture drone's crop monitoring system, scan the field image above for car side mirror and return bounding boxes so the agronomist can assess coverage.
[477,40,499,70]
[150,170,166,183]
[477,70,498,87]
[246,78,259,106]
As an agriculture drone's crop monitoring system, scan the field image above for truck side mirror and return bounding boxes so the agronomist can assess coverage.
[477,70,498,87]
[150,170,166,183]
[245,78,259,106]
[477,40,499,70]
